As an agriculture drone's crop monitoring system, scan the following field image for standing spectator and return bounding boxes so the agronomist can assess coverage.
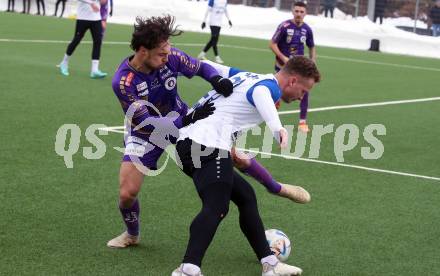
[323,0,336,18]
[429,0,440,36]
[7,0,15,12]
[36,0,45,15]
[374,0,387,24]
[53,0,67,17]
[197,0,232,64]
[57,0,107,78]
[22,0,30,13]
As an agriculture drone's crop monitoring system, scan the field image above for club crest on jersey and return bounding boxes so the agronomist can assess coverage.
[300,36,306,43]
[165,77,177,90]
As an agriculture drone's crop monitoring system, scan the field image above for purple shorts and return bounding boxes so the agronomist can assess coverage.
[122,135,175,170]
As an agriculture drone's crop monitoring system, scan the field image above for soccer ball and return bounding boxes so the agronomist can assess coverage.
[265,229,291,262]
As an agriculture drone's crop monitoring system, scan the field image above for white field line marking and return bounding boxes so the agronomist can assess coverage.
[1,38,440,72]
[278,97,440,115]
[100,95,440,132]
[236,148,440,182]
[98,126,440,182]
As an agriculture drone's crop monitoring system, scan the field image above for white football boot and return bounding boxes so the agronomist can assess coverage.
[262,261,303,276]
[277,183,311,204]
[106,231,139,248]
[197,51,207,60]
[171,264,204,276]
[215,56,224,64]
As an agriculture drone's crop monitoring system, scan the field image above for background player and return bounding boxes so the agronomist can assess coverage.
[57,0,107,78]
[197,0,232,64]
[172,56,320,276]
[269,1,316,133]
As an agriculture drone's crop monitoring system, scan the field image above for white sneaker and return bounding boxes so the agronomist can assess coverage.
[215,56,224,64]
[262,261,302,276]
[277,183,311,204]
[171,264,204,276]
[197,51,207,60]
[106,231,139,248]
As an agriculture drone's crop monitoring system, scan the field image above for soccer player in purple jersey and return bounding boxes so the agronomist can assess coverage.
[269,1,316,133]
[107,14,236,248]
[107,15,310,249]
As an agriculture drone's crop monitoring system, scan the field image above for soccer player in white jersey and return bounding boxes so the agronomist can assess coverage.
[57,0,108,79]
[201,60,311,204]
[197,0,232,64]
[172,56,320,276]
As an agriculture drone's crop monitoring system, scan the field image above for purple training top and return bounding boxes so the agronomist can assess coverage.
[271,20,314,66]
[112,47,217,141]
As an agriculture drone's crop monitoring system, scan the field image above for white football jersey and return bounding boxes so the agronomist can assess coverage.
[77,0,101,21]
[207,0,228,27]
[179,71,282,151]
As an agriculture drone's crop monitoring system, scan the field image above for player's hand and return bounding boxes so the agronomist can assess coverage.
[279,128,288,148]
[91,3,99,12]
[109,9,113,16]
[228,20,233,27]
[298,120,309,133]
[210,75,233,97]
[281,55,289,65]
[201,22,206,29]
[182,100,215,127]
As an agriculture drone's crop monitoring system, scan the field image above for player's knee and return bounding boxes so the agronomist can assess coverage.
[119,179,140,205]
[119,189,137,206]
[232,155,251,170]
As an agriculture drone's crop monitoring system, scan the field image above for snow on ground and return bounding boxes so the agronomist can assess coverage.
[107,0,440,59]
[2,0,438,59]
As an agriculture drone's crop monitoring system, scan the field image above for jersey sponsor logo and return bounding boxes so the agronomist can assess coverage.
[159,65,169,73]
[125,72,134,87]
[286,29,294,35]
[138,89,149,97]
[151,78,161,89]
[136,81,148,92]
[160,69,173,80]
[164,77,177,90]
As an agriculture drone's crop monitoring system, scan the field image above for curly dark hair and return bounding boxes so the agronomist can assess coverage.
[282,56,321,83]
[130,15,182,51]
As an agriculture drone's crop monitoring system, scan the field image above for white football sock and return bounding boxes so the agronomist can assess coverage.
[261,254,279,266]
[182,263,201,274]
[61,54,70,65]
[91,59,100,73]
